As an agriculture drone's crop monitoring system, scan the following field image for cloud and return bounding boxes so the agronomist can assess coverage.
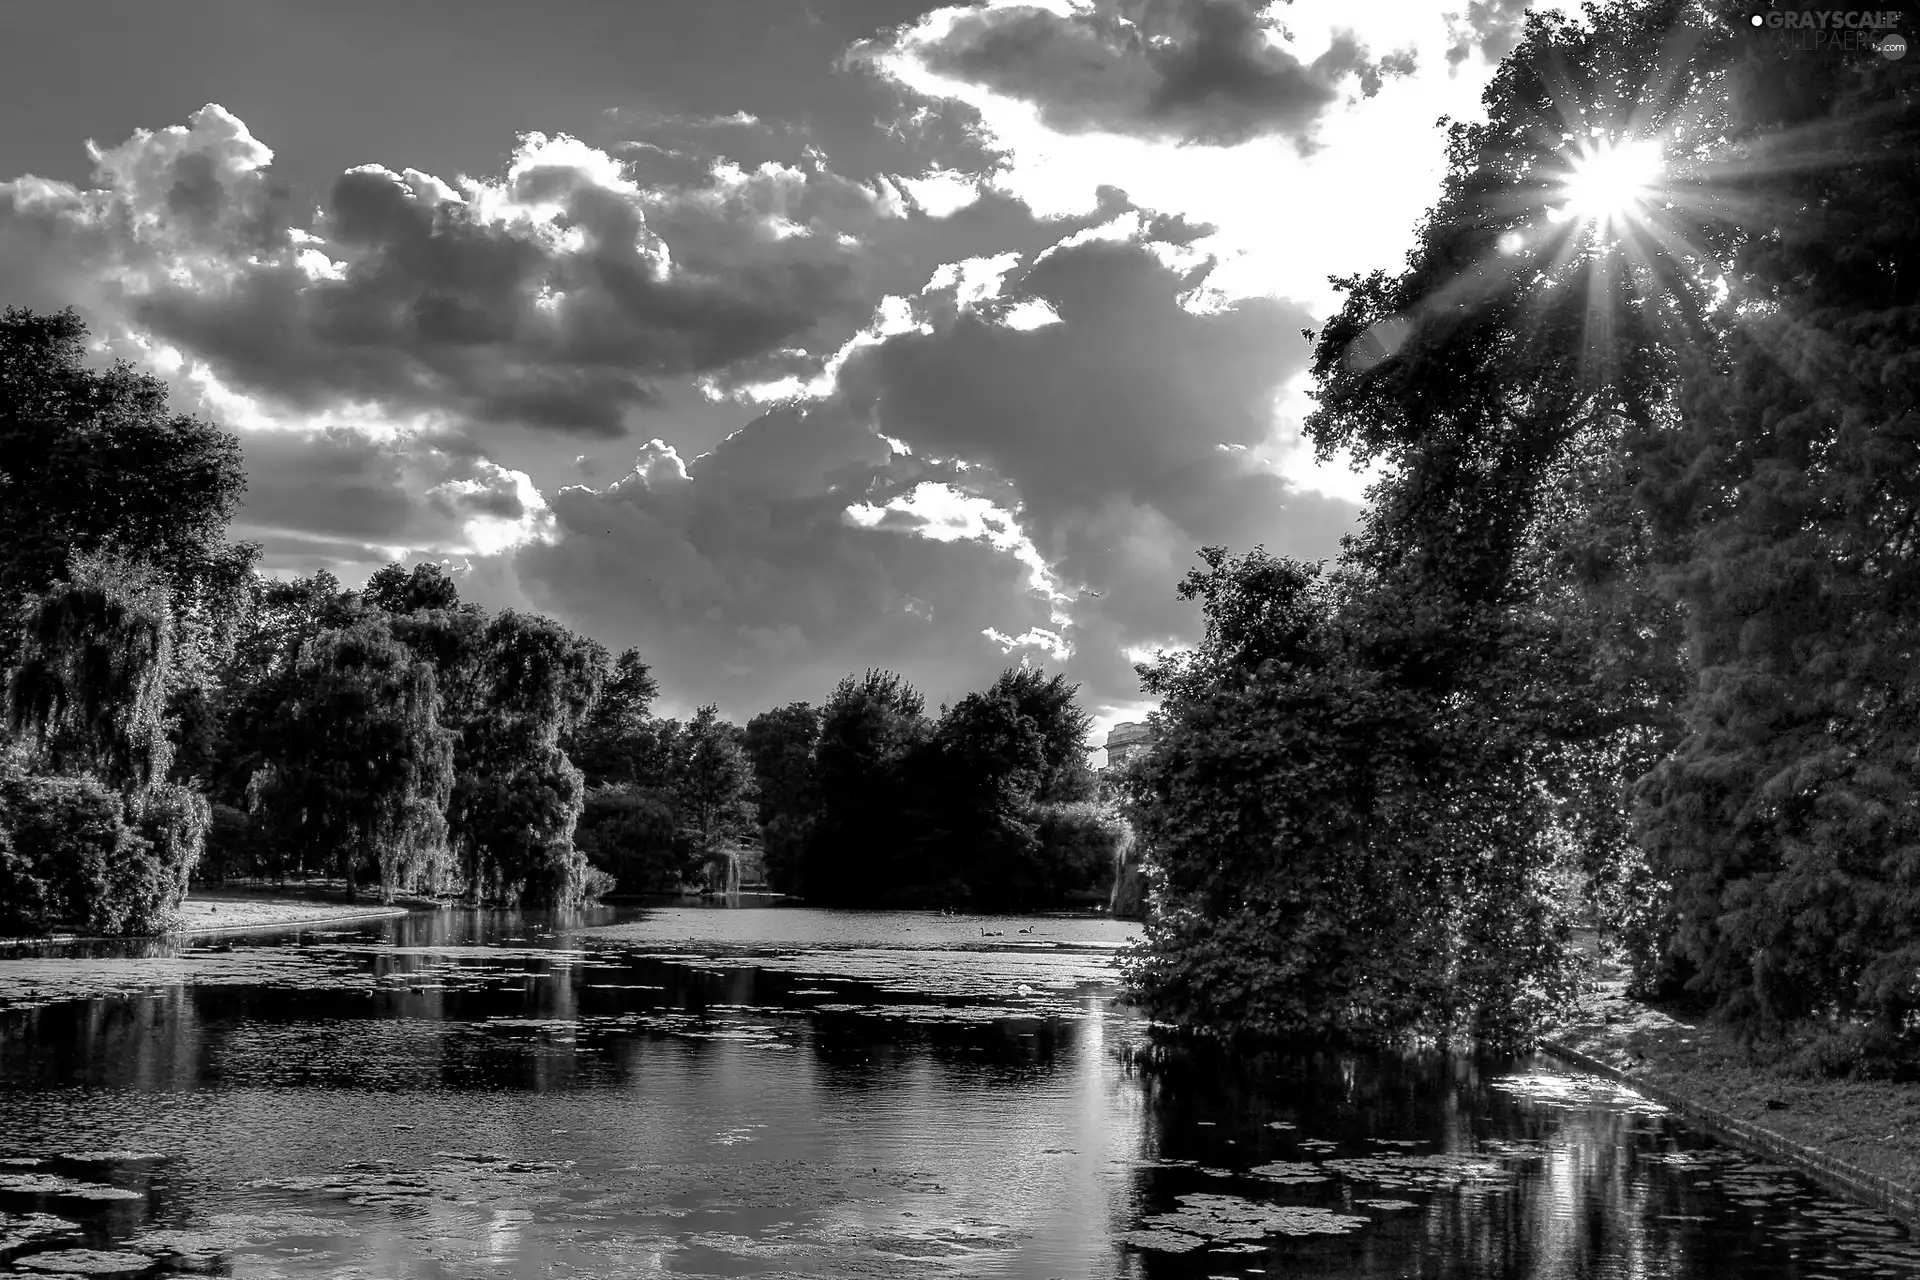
[888,0,1419,149]
[234,426,556,563]
[1445,0,1533,69]
[515,404,1071,716]
[833,220,1359,707]
[0,105,907,442]
[513,212,1359,720]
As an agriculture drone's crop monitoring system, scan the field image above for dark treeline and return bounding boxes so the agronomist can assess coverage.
[0,305,1119,930]
[1121,0,1920,1072]
[746,667,1122,908]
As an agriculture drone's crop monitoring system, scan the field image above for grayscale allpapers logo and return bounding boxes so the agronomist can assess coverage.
[1748,9,1909,55]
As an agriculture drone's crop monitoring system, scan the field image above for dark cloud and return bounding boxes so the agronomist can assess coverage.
[514,218,1359,719]
[901,0,1418,148]
[1,106,901,441]
[515,407,1069,716]
[836,230,1357,706]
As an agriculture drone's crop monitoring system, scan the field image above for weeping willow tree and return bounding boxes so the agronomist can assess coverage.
[1,552,208,933]
[7,552,175,789]
[445,611,601,905]
[247,615,456,902]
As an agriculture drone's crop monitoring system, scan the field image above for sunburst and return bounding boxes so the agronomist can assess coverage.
[1553,136,1664,231]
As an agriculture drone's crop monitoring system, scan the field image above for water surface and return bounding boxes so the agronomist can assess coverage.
[1,905,1915,1278]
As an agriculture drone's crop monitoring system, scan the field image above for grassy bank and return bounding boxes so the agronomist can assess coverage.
[176,896,412,935]
[1547,952,1920,1197]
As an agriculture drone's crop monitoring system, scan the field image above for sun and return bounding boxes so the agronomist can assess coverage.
[1556,137,1662,229]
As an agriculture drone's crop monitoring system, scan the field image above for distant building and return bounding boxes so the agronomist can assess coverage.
[1103,721,1152,770]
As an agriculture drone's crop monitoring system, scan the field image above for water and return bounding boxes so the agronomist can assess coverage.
[1,905,1915,1278]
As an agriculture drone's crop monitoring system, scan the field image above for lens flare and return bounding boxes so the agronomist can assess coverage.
[1556,137,1662,229]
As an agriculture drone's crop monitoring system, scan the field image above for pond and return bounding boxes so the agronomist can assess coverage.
[1,905,1916,1278]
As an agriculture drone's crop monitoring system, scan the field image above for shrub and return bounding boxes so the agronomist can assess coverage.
[0,765,201,936]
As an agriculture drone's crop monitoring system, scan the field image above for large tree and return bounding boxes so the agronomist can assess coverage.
[246,615,455,901]
[1629,41,1920,1045]
[801,670,930,904]
[446,611,601,904]
[0,307,256,658]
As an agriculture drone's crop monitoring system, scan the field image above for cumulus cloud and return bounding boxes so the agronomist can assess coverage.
[833,220,1359,707]
[2,101,1365,722]
[516,212,1359,718]
[886,0,1419,149]
[0,105,907,442]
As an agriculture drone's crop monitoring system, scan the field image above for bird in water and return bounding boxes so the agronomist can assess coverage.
[979,926,1004,937]
[1017,925,1035,934]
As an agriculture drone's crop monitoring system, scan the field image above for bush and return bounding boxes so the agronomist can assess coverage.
[0,765,201,935]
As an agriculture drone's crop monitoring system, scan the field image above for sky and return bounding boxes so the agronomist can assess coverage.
[0,0,1540,749]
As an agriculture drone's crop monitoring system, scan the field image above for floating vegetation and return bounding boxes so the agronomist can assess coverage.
[10,1248,154,1273]
[1245,1161,1327,1184]
[1321,1153,1511,1192]
[0,1211,77,1252]
[1126,1193,1371,1252]
[1357,1198,1421,1211]
[0,1174,142,1201]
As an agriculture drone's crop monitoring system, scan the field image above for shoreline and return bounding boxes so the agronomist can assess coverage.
[1544,959,1920,1229]
[1,897,417,948]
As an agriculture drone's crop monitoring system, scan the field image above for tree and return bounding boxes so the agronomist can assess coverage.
[0,307,256,662]
[362,561,461,614]
[744,702,819,893]
[446,611,601,904]
[1629,43,1920,1048]
[670,705,755,881]
[246,615,454,901]
[7,552,177,791]
[1125,547,1577,1046]
[565,647,661,788]
[984,667,1096,802]
[925,688,1048,906]
[2,553,211,933]
[802,670,930,904]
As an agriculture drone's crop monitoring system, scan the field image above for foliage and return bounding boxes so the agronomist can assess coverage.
[776,665,1110,908]
[921,687,1048,906]
[1033,800,1128,900]
[743,702,819,893]
[1630,46,1920,1035]
[1125,549,1577,1046]
[0,307,256,664]
[245,615,455,901]
[565,647,661,788]
[361,561,461,615]
[669,705,756,874]
[0,760,202,936]
[575,785,694,892]
[983,667,1096,802]
[444,611,602,904]
[799,669,932,904]
[7,552,178,791]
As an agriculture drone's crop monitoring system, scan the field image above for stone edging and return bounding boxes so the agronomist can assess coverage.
[1539,1037,1920,1229]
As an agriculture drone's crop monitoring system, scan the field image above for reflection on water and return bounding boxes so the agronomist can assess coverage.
[0,905,1915,1277]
